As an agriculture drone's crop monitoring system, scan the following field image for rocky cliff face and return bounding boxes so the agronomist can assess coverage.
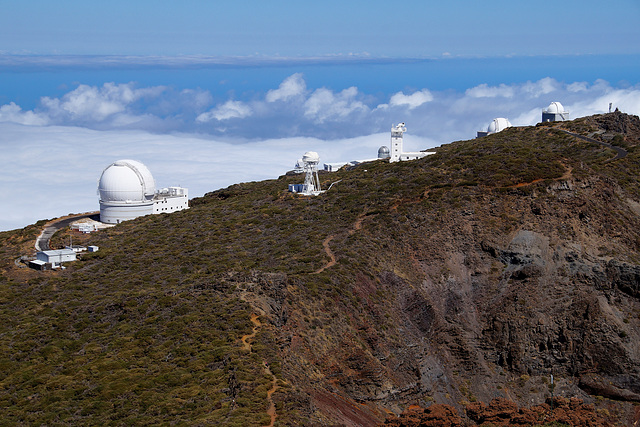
[247,113,640,425]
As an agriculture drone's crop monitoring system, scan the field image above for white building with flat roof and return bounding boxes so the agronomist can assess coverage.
[37,249,76,268]
[153,187,189,214]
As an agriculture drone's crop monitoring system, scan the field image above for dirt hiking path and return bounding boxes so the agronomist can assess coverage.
[240,314,279,426]
[313,235,336,274]
[313,212,370,274]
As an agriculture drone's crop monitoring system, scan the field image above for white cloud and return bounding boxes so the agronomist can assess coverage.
[522,77,558,97]
[180,88,214,109]
[465,83,515,98]
[304,87,367,123]
[569,88,640,118]
[389,90,433,109]
[0,102,48,125]
[40,83,163,122]
[197,100,253,122]
[6,74,635,145]
[567,81,589,92]
[266,73,306,102]
[511,107,543,127]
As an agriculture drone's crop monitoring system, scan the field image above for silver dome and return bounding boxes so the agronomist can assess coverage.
[378,145,391,159]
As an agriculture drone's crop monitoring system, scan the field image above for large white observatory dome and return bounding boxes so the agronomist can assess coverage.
[487,118,512,134]
[544,102,565,114]
[98,159,156,203]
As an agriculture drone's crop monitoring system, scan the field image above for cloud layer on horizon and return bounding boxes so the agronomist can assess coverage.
[2,74,639,142]
[1,74,640,231]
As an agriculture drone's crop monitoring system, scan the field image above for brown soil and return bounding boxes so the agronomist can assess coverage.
[263,363,278,427]
[313,235,336,274]
[241,313,260,352]
[239,314,279,427]
[381,397,618,426]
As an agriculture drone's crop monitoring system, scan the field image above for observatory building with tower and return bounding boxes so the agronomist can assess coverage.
[386,123,433,162]
[98,159,188,224]
[322,122,434,172]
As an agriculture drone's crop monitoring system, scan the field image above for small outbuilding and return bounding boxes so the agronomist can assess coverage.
[323,162,349,172]
[36,249,76,268]
[29,259,48,271]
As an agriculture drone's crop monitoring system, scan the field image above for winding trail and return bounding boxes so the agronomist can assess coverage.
[348,213,366,235]
[313,235,336,274]
[239,313,279,427]
[506,165,573,189]
[241,313,261,352]
[308,128,625,278]
[313,212,370,274]
[263,363,278,427]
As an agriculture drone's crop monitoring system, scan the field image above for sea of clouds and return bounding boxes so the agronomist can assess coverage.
[1,73,639,231]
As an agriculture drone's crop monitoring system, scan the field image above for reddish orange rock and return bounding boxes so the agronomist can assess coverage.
[381,403,462,427]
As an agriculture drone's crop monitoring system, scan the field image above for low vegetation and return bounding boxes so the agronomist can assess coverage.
[1,113,639,425]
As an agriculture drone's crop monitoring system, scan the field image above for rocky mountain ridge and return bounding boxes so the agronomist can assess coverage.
[1,111,640,425]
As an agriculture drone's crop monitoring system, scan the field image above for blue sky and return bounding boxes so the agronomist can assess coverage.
[1,0,639,57]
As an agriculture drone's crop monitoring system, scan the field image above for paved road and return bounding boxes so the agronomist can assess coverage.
[558,130,628,161]
[35,212,99,251]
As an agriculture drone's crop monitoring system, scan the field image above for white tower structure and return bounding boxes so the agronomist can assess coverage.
[301,151,324,196]
[390,123,406,162]
[542,102,569,122]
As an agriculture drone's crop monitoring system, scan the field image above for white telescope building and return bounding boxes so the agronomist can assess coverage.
[477,118,512,138]
[542,102,569,122]
[98,159,188,224]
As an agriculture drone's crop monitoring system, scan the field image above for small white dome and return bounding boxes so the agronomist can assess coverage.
[98,159,155,203]
[487,118,512,134]
[302,151,320,163]
[545,101,565,114]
